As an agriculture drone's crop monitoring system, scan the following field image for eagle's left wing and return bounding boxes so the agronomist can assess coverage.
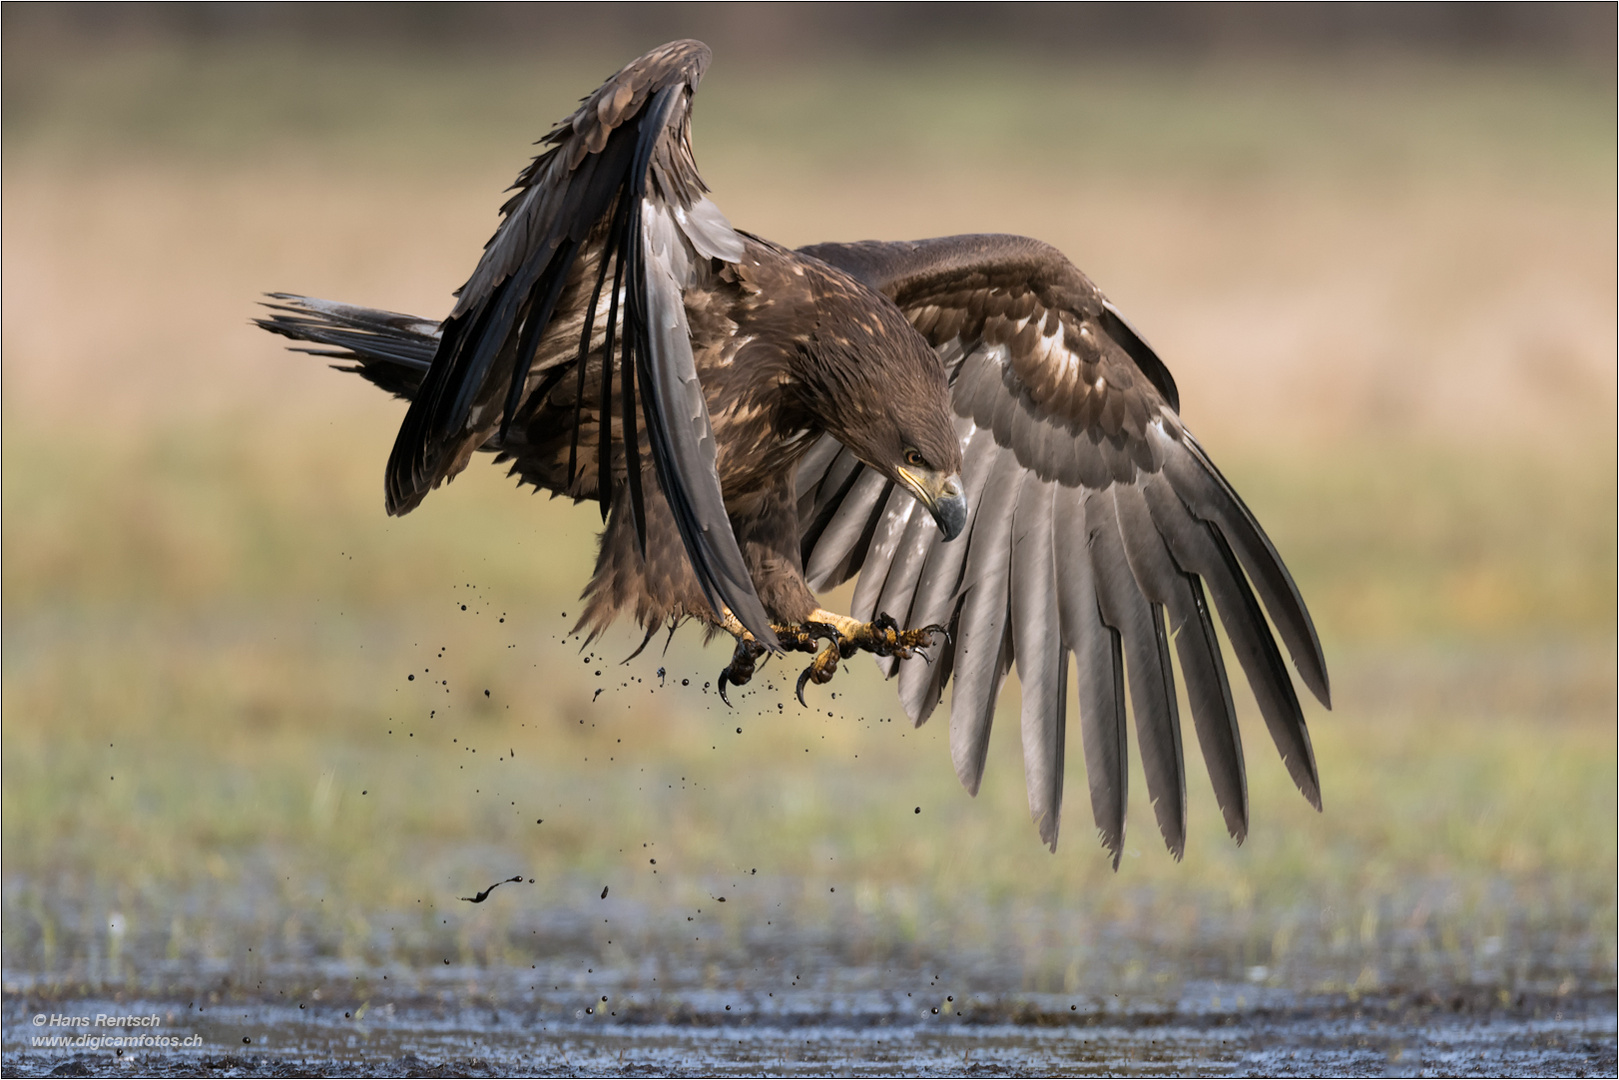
[797,235,1330,860]
[384,40,776,646]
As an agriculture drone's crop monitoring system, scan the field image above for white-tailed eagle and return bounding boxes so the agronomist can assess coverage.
[258,40,1331,861]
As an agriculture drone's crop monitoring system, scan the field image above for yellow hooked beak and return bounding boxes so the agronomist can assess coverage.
[897,467,967,541]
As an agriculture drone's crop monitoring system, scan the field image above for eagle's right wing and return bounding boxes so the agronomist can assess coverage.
[797,235,1330,861]
[385,40,776,646]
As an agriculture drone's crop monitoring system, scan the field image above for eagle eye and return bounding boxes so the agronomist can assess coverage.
[903,449,926,468]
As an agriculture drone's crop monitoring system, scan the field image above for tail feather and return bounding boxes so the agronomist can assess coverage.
[255,294,441,401]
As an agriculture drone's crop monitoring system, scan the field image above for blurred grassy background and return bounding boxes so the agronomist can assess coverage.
[3,6,1614,1004]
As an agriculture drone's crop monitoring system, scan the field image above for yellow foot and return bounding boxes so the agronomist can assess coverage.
[714,610,947,708]
[716,620,836,706]
[792,610,948,706]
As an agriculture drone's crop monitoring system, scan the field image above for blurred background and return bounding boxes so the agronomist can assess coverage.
[3,1,1614,1022]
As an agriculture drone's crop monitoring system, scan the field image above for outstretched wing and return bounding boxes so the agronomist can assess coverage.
[797,235,1330,861]
[386,40,775,646]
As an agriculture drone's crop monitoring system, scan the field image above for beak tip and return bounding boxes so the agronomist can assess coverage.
[933,491,968,542]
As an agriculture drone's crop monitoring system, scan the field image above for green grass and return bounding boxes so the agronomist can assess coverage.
[3,419,1613,994]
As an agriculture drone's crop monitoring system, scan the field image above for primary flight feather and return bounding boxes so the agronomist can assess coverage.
[258,40,1330,862]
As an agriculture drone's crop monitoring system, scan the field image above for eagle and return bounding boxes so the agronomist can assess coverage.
[258,40,1330,861]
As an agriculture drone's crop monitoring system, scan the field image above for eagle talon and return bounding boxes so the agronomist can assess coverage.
[793,666,813,707]
[748,612,949,706]
[803,621,843,648]
[794,642,842,707]
[772,621,836,654]
[718,637,767,708]
[717,667,740,707]
[895,623,950,654]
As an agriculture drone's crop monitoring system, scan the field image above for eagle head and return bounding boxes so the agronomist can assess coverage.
[801,300,967,541]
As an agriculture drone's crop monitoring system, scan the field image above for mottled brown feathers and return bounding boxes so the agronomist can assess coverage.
[258,41,1330,864]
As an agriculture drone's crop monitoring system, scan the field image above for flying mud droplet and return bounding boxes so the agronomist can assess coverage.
[459,875,525,903]
[600,886,609,899]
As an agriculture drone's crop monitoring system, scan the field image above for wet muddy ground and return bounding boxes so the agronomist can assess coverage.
[5,978,1613,1076]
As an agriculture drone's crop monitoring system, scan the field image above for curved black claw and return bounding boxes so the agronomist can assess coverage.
[795,641,842,707]
[913,628,945,663]
[901,623,950,664]
[803,620,843,652]
[718,637,767,708]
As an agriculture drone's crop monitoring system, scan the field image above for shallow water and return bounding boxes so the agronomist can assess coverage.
[5,975,1614,1077]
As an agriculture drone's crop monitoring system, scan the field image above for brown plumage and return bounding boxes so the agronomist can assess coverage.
[258,40,1331,862]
